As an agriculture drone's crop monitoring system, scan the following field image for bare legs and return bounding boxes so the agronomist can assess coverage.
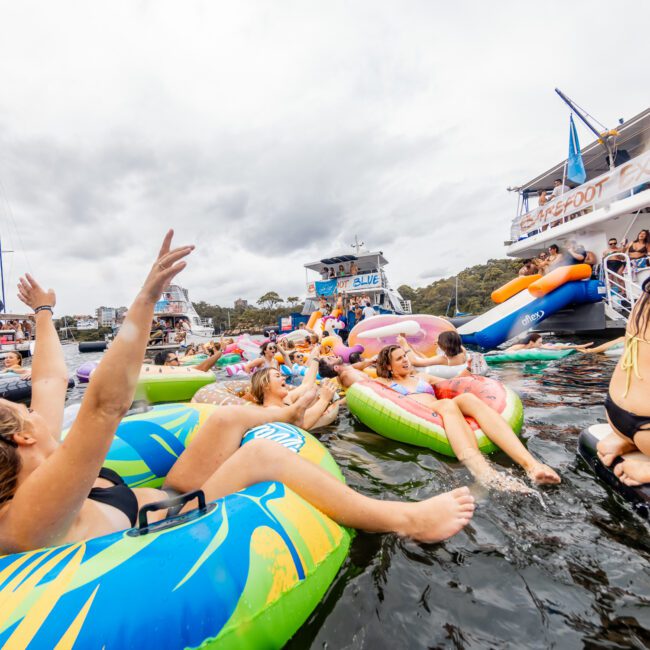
[609,429,650,486]
[452,394,560,485]
[188,439,475,543]
[166,391,315,492]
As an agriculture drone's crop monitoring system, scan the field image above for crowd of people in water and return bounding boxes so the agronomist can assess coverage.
[0,229,648,557]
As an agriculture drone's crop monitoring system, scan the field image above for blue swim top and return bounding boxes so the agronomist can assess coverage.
[389,379,434,396]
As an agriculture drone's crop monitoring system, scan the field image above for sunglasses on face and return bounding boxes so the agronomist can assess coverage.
[268,346,277,351]
[609,241,617,246]
[168,356,180,363]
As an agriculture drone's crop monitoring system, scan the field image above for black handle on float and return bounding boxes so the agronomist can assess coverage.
[136,490,206,532]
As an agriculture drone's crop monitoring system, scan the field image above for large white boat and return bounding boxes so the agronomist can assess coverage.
[302,240,411,321]
[154,285,214,340]
[459,104,650,348]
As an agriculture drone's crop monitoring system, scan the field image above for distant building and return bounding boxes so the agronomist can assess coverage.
[75,315,99,330]
[234,298,248,310]
[116,306,128,323]
[96,306,117,327]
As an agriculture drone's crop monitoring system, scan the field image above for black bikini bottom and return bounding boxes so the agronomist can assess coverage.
[605,393,650,441]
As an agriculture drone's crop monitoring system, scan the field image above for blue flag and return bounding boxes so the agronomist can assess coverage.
[315,279,337,297]
[567,114,586,185]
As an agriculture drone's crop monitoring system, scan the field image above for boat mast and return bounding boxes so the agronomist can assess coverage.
[350,235,364,254]
[554,88,617,171]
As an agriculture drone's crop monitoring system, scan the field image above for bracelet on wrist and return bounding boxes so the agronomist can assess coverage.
[34,305,53,314]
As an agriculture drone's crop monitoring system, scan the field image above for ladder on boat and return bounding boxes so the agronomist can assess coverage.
[602,253,649,323]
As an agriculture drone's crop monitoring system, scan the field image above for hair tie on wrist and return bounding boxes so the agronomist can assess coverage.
[34,306,53,314]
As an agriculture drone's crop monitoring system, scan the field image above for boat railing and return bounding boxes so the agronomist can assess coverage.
[399,299,412,314]
[511,149,650,241]
[602,253,649,321]
[154,300,190,315]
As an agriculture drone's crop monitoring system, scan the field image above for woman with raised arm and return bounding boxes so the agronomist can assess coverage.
[0,232,475,552]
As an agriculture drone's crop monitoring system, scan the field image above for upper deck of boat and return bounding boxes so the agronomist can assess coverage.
[507,107,650,256]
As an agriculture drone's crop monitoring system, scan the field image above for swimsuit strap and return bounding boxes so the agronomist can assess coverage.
[621,331,650,397]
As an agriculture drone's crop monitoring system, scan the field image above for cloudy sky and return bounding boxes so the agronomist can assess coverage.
[0,1,648,314]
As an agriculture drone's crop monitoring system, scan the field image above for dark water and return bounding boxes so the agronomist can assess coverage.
[61,344,650,649]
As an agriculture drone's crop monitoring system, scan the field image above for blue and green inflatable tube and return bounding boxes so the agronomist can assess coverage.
[0,403,352,648]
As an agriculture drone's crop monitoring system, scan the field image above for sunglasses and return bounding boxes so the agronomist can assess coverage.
[267,346,277,351]
[609,241,617,245]
[167,356,180,363]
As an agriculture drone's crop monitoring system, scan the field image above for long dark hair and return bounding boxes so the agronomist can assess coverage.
[437,331,463,357]
[634,229,650,243]
[376,345,401,378]
[630,276,650,337]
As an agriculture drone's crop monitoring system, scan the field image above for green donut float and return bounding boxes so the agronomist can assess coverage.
[485,348,576,364]
[135,366,216,403]
[346,377,523,457]
[1,403,351,648]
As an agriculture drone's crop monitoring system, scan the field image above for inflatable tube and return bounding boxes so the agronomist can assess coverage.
[423,363,468,379]
[578,424,650,518]
[357,319,420,339]
[320,335,341,353]
[136,366,216,403]
[78,341,108,353]
[349,314,455,359]
[491,275,541,304]
[346,377,523,457]
[4,403,351,648]
[307,310,322,330]
[333,342,364,363]
[192,380,251,406]
[485,348,577,364]
[604,342,625,357]
[279,330,309,345]
[75,361,98,383]
[217,353,243,367]
[528,264,592,298]
[180,353,208,366]
[226,362,249,377]
[0,375,75,402]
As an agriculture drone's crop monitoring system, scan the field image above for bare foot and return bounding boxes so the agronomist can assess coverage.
[526,462,561,485]
[613,458,650,486]
[400,487,475,543]
[483,471,535,494]
[597,432,636,467]
[287,388,318,428]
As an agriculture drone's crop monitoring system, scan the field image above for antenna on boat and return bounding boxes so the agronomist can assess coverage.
[350,235,365,254]
[0,237,12,313]
[554,88,618,170]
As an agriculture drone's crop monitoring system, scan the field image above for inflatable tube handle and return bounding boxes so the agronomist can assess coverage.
[130,489,213,536]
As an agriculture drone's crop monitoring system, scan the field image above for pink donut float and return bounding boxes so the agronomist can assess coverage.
[348,314,455,358]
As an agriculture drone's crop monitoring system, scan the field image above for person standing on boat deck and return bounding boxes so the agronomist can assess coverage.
[328,268,336,279]
[603,238,625,274]
[320,267,330,280]
[349,261,359,276]
[626,230,649,270]
[338,264,346,277]
[566,241,586,264]
[551,178,570,198]
[362,300,376,320]
[538,190,549,206]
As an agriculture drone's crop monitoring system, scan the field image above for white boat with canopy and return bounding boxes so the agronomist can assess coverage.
[505,99,650,332]
[302,238,411,317]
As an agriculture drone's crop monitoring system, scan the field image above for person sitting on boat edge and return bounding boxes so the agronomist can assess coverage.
[596,276,650,486]
[0,351,31,378]
[504,333,593,353]
[0,233,475,552]
[318,346,560,488]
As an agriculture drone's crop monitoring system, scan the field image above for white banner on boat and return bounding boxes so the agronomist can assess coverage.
[307,272,382,296]
[512,149,650,239]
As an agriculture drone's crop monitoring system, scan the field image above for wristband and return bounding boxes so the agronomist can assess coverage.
[34,306,53,314]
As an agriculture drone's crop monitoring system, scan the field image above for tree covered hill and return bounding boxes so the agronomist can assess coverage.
[399,258,521,316]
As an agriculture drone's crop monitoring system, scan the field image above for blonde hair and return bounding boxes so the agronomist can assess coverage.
[250,368,274,404]
[0,406,24,504]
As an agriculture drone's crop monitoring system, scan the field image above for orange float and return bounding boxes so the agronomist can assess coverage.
[491,275,541,304]
[306,310,322,329]
[528,264,592,298]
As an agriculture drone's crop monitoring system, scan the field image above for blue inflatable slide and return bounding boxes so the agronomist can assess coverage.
[458,279,602,349]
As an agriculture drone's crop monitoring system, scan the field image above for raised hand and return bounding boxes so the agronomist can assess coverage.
[17,274,56,311]
[319,379,337,403]
[141,230,195,303]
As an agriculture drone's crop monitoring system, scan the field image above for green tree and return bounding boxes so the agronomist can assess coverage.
[286,296,299,308]
[257,291,282,309]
